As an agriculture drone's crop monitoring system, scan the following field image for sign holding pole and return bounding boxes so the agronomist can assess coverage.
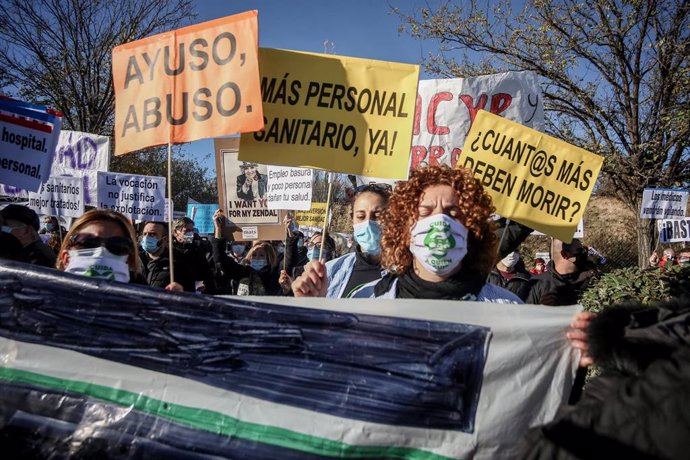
[460,110,603,241]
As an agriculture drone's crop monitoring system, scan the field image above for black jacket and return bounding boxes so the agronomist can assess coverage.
[173,240,215,293]
[284,234,308,278]
[139,248,196,292]
[211,237,282,296]
[525,262,597,305]
[487,263,533,301]
[520,299,690,460]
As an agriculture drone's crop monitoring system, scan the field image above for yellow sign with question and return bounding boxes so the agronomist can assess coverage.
[460,110,603,241]
[239,48,419,180]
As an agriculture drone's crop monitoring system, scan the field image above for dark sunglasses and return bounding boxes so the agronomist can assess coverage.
[355,183,393,195]
[69,234,133,256]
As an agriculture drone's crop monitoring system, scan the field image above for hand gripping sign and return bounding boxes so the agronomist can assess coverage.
[460,111,603,241]
[112,11,263,155]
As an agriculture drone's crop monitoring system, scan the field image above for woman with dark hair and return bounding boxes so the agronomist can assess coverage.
[292,184,391,298]
[56,209,144,284]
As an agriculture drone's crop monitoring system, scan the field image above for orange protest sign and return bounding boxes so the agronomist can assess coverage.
[112,11,263,155]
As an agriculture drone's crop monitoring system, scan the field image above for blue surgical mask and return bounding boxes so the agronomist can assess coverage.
[250,258,267,270]
[140,235,160,254]
[42,223,56,232]
[353,220,381,255]
[231,244,245,255]
[183,232,195,244]
[307,246,330,261]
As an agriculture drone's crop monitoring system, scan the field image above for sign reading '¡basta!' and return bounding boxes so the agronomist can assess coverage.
[112,11,263,155]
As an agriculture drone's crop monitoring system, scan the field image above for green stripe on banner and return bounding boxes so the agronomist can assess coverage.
[0,367,452,460]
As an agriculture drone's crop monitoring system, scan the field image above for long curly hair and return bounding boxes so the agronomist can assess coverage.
[380,165,498,278]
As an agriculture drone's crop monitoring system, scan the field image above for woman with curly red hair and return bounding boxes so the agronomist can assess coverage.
[293,165,520,302]
[348,165,520,301]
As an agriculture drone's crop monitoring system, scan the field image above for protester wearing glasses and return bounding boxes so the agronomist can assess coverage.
[292,184,391,298]
[56,209,145,284]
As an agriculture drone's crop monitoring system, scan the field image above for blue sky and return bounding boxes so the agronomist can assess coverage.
[185,0,438,175]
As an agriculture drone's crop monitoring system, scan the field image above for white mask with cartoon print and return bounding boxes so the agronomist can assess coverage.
[409,214,468,276]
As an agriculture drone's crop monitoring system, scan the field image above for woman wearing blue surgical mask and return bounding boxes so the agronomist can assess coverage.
[56,209,145,285]
[211,210,283,296]
[292,184,390,298]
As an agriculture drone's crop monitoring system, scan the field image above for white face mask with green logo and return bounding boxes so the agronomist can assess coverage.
[409,214,468,276]
[65,247,130,283]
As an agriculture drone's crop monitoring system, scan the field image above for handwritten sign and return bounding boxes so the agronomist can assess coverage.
[412,72,544,170]
[640,188,688,219]
[112,11,263,155]
[461,111,603,241]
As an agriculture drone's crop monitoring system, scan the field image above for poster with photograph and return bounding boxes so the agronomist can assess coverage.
[215,138,285,241]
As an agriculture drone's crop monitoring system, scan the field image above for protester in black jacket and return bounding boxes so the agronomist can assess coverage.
[138,221,196,292]
[212,210,283,296]
[172,217,215,293]
[526,238,597,306]
[0,204,56,268]
[487,250,533,301]
[520,298,690,460]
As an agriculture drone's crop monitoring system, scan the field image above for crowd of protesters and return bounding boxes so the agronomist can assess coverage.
[2,163,689,459]
[2,165,687,301]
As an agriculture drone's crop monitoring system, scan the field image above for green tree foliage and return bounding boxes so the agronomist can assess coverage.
[396,0,689,266]
[580,264,690,312]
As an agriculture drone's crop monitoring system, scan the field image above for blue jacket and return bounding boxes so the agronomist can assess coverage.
[350,277,523,303]
[325,252,386,298]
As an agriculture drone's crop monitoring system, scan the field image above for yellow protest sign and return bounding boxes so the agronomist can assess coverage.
[112,11,263,155]
[460,111,603,241]
[239,48,419,180]
[295,202,328,228]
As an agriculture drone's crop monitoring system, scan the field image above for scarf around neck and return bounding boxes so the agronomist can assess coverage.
[374,267,485,300]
